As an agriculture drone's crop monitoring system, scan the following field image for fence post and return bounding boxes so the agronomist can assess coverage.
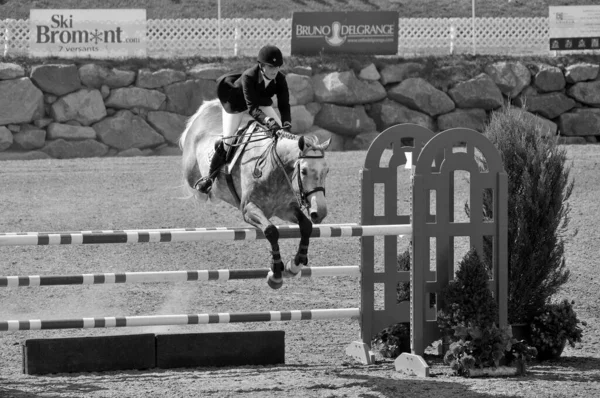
[3,24,9,58]
[217,0,221,56]
[449,24,455,55]
[471,0,476,54]
[234,19,240,56]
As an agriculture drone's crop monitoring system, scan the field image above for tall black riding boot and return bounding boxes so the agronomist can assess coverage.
[195,141,228,194]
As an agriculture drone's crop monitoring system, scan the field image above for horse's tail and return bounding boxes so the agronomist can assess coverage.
[179,98,223,202]
[178,98,222,150]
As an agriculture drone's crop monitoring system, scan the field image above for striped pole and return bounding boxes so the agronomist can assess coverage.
[0,308,360,331]
[0,266,360,287]
[0,224,412,246]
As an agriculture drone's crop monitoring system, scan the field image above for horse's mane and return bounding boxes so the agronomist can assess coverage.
[276,130,299,141]
[178,99,222,150]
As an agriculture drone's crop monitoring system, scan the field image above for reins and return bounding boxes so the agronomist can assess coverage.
[223,128,272,148]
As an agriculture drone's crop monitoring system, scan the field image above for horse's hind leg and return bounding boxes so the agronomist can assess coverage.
[285,206,312,276]
[242,202,284,290]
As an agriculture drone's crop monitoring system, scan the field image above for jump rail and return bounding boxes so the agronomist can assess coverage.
[0,266,360,287]
[0,308,361,331]
[0,224,412,246]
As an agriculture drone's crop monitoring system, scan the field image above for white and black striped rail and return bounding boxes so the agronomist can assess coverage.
[0,224,412,246]
[0,308,360,331]
[0,266,360,287]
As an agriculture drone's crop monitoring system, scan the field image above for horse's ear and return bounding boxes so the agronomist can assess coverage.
[321,138,331,150]
[298,136,305,151]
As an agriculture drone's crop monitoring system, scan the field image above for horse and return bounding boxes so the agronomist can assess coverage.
[179,99,331,289]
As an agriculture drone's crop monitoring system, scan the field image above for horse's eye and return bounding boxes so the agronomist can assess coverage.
[301,168,308,176]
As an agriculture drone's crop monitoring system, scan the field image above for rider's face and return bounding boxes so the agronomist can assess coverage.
[261,63,280,80]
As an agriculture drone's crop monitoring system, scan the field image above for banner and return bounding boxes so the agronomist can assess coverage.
[291,11,398,55]
[30,9,146,58]
[549,6,600,51]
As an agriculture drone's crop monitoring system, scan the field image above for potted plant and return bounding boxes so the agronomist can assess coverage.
[530,299,586,361]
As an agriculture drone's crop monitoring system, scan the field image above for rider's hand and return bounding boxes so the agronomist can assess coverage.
[265,118,281,134]
[282,121,292,133]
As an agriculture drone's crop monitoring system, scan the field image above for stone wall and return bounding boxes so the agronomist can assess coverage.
[1,60,599,161]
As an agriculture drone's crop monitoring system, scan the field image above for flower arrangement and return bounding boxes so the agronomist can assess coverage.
[507,340,539,365]
[371,323,410,358]
[443,324,537,376]
[530,299,586,360]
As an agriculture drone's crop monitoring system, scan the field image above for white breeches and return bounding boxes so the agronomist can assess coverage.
[222,106,282,148]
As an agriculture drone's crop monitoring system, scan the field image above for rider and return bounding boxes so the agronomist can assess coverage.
[195,44,292,194]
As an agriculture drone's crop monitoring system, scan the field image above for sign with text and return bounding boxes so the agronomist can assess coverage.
[30,9,146,58]
[549,6,600,51]
[291,11,398,55]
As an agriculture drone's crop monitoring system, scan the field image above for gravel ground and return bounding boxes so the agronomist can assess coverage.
[0,146,599,398]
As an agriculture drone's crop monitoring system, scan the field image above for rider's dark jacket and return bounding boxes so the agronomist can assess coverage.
[216,64,291,126]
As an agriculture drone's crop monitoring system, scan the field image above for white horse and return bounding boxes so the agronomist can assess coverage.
[179,99,331,289]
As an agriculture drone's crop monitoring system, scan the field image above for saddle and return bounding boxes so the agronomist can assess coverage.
[222,120,258,169]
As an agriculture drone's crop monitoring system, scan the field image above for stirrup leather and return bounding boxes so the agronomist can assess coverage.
[195,140,228,193]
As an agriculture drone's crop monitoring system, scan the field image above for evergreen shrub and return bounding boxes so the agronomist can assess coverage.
[477,106,573,324]
[437,248,498,337]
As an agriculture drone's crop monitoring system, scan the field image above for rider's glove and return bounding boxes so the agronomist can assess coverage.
[282,121,292,133]
[265,117,281,135]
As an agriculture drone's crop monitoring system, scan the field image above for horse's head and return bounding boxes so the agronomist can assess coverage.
[296,135,331,224]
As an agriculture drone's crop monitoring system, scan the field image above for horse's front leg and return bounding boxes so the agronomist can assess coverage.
[242,202,284,290]
[285,206,313,276]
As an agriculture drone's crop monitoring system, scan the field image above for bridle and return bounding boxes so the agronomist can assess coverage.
[292,151,327,211]
[268,132,327,212]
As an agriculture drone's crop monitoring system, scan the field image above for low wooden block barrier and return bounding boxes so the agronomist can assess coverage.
[156,331,285,369]
[22,331,285,375]
[22,334,156,375]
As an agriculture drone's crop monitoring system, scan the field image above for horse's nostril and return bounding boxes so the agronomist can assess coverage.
[310,212,321,224]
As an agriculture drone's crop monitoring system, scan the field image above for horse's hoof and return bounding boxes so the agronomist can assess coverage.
[283,259,303,278]
[267,272,283,289]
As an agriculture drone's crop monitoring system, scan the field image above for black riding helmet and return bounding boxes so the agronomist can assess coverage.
[257,45,283,67]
